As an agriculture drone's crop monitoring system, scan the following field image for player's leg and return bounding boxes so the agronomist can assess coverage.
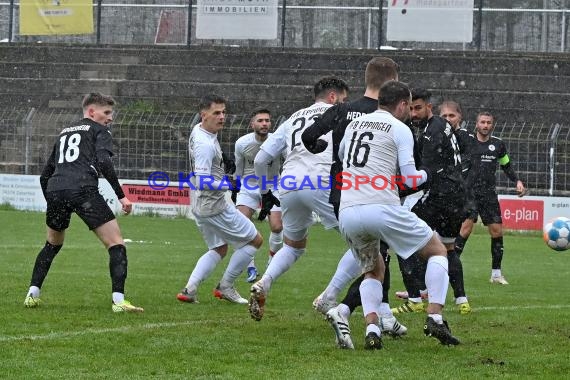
[267,208,283,265]
[70,188,141,313]
[417,234,460,345]
[25,227,65,308]
[207,206,261,303]
[25,190,69,308]
[455,217,475,256]
[439,196,471,314]
[249,191,311,321]
[488,222,506,283]
[482,194,508,284]
[312,188,362,314]
[455,189,478,256]
[381,205,459,345]
[236,193,258,282]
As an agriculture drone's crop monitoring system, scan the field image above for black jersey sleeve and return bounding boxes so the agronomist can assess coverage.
[39,145,56,196]
[95,128,115,156]
[498,141,519,183]
[302,103,345,154]
[96,149,125,199]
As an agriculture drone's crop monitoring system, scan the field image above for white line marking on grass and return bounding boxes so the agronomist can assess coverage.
[476,304,570,311]
[0,320,214,343]
[2,304,569,343]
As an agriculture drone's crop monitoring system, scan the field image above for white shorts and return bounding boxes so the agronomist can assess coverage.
[194,204,258,249]
[281,189,338,241]
[236,188,281,212]
[339,204,433,262]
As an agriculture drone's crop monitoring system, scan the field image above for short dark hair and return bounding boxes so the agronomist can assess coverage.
[82,93,115,109]
[476,111,494,122]
[313,76,349,99]
[378,81,411,110]
[249,107,271,121]
[411,88,432,102]
[439,100,463,116]
[199,94,226,112]
[365,57,400,90]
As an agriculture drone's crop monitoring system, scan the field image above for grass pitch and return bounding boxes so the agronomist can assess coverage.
[1,209,569,379]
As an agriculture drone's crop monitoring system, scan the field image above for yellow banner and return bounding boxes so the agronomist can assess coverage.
[20,0,94,36]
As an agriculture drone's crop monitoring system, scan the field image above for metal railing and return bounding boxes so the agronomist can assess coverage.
[0,107,568,196]
[1,1,569,52]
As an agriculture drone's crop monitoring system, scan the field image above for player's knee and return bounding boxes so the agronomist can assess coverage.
[214,244,229,257]
[270,224,283,234]
[43,241,63,260]
[250,233,263,249]
[288,245,306,260]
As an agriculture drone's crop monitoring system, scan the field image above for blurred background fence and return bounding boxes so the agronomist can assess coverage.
[0,108,568,196]
[1,0,569,52]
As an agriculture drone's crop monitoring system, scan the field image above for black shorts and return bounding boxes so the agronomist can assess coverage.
[45,187,116,231]
[466,192,502,225]
[412,193,465,241]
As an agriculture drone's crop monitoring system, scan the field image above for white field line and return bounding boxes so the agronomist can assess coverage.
[0,319,214,343]
[1,304,569,343]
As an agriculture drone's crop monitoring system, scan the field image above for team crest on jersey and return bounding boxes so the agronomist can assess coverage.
[488,144,495,151]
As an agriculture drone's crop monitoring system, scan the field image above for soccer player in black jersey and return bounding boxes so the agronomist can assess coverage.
[454,112,526,285]
[23,93,143,313]
[301,58,408,343]
[391,89,469,315]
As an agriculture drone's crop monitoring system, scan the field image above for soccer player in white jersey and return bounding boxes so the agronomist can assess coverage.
[176,94,264,304]
[247,76,350,322]
[337,81,460,348]
[234,108,283,282]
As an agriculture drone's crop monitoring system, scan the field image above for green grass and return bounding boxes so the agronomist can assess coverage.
[1,209,569,379]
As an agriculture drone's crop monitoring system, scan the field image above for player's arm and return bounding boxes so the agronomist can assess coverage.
[96,149,125,200]
[498,144,526,195]
[254,148,280,194]
[301,104,342,154]
[39,145,56,197]
[395,125,429,191]
[94,130,126,200]
[234,141,245,178]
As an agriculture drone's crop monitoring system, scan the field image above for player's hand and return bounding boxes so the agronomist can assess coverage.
[230,177,241,204]
[310,139,329,154]
[516,180,528,197]
[119,197,132,215]
[258,190,280,221]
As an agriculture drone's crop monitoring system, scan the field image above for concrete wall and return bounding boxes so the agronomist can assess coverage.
[1,44,569,124]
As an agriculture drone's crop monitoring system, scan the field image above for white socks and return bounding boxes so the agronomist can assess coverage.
[112,292,124,304]
[28,286,40,298]
[425,255,449,306]
[220,244,257,288]
[321,249,361,301]
[269,231,283,254]
[186,250,222,289]
[263,244,305,293]
[359,278,383,320]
